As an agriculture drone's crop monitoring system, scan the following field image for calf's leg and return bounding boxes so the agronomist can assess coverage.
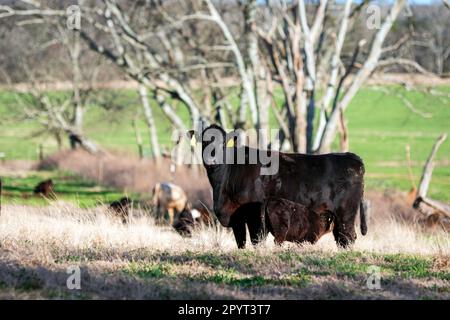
[167,208,174,225]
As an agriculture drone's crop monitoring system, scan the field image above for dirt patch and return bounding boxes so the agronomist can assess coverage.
[0,160,36,175]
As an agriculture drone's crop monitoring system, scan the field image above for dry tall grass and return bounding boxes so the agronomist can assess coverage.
[0,201,448,299]
[1,202,448,257]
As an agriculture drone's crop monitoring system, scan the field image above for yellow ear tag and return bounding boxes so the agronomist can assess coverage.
[226,138,235,148]
[190,135,197,147]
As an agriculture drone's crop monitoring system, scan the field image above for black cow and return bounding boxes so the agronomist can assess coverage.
[109,197,132,224]
[34,179,55,198]
[190,124,367,249]
[173,203,214,237]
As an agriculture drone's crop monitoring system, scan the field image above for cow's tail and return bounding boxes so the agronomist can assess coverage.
[360,200,368,236]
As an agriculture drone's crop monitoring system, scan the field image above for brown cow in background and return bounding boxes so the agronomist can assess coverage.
[152,182,188,225]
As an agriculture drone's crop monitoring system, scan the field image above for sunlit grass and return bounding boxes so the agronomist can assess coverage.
[0,203,448,299]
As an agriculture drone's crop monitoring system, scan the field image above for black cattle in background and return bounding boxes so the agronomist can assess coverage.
[173,203,214,237]
[34,179,55,198]
[109,197,132,224]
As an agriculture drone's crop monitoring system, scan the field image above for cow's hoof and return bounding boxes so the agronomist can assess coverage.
[335,238,355,249]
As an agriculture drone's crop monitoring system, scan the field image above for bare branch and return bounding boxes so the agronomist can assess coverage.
[417,133,447,200]
[377,58,436,77]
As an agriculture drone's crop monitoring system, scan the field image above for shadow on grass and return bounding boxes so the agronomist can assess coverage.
[37,249,450,300]
[0,257,446,300]
[0,260,249,299]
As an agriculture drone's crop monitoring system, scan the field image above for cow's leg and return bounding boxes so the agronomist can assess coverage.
[246,203,267,246]
[232,222,247,249]
[333,206,358,248]
[230,212,247,249]
[168,208,174,225]
[156,205,163,223]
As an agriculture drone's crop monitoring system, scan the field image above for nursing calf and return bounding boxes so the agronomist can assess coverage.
[264,198,334,245]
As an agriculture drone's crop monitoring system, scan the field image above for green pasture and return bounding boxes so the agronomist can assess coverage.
[0,85,448,201]
[0,171,136,208]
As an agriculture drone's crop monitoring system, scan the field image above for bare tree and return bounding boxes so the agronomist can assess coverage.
[0,0,413,155]
[413,134,450,227]
[10,72,100,154]
[316,0,407,153]
[0,25,101,153]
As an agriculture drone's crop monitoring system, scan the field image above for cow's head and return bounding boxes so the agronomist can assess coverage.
[188,124,230,225]
[188,124,263,227]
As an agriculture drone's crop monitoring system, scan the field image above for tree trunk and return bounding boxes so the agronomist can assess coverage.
[206,0,258,127]
[317,0,406,153]
[312,0,352,151]
[70,32,84,135]
[295,87,307,153]
[306,93,315,153]
[138,84,161,160]
[153,89,187,132]
[132,119,144,159]
[244,0,269,147]
[413,134,449,220]
[338,109,349,152]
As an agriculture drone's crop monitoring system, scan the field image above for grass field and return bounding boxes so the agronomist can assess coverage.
[0,85,449,201]
[0,85,449,300]
[0,170,137,207]
[0,203,448,299]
